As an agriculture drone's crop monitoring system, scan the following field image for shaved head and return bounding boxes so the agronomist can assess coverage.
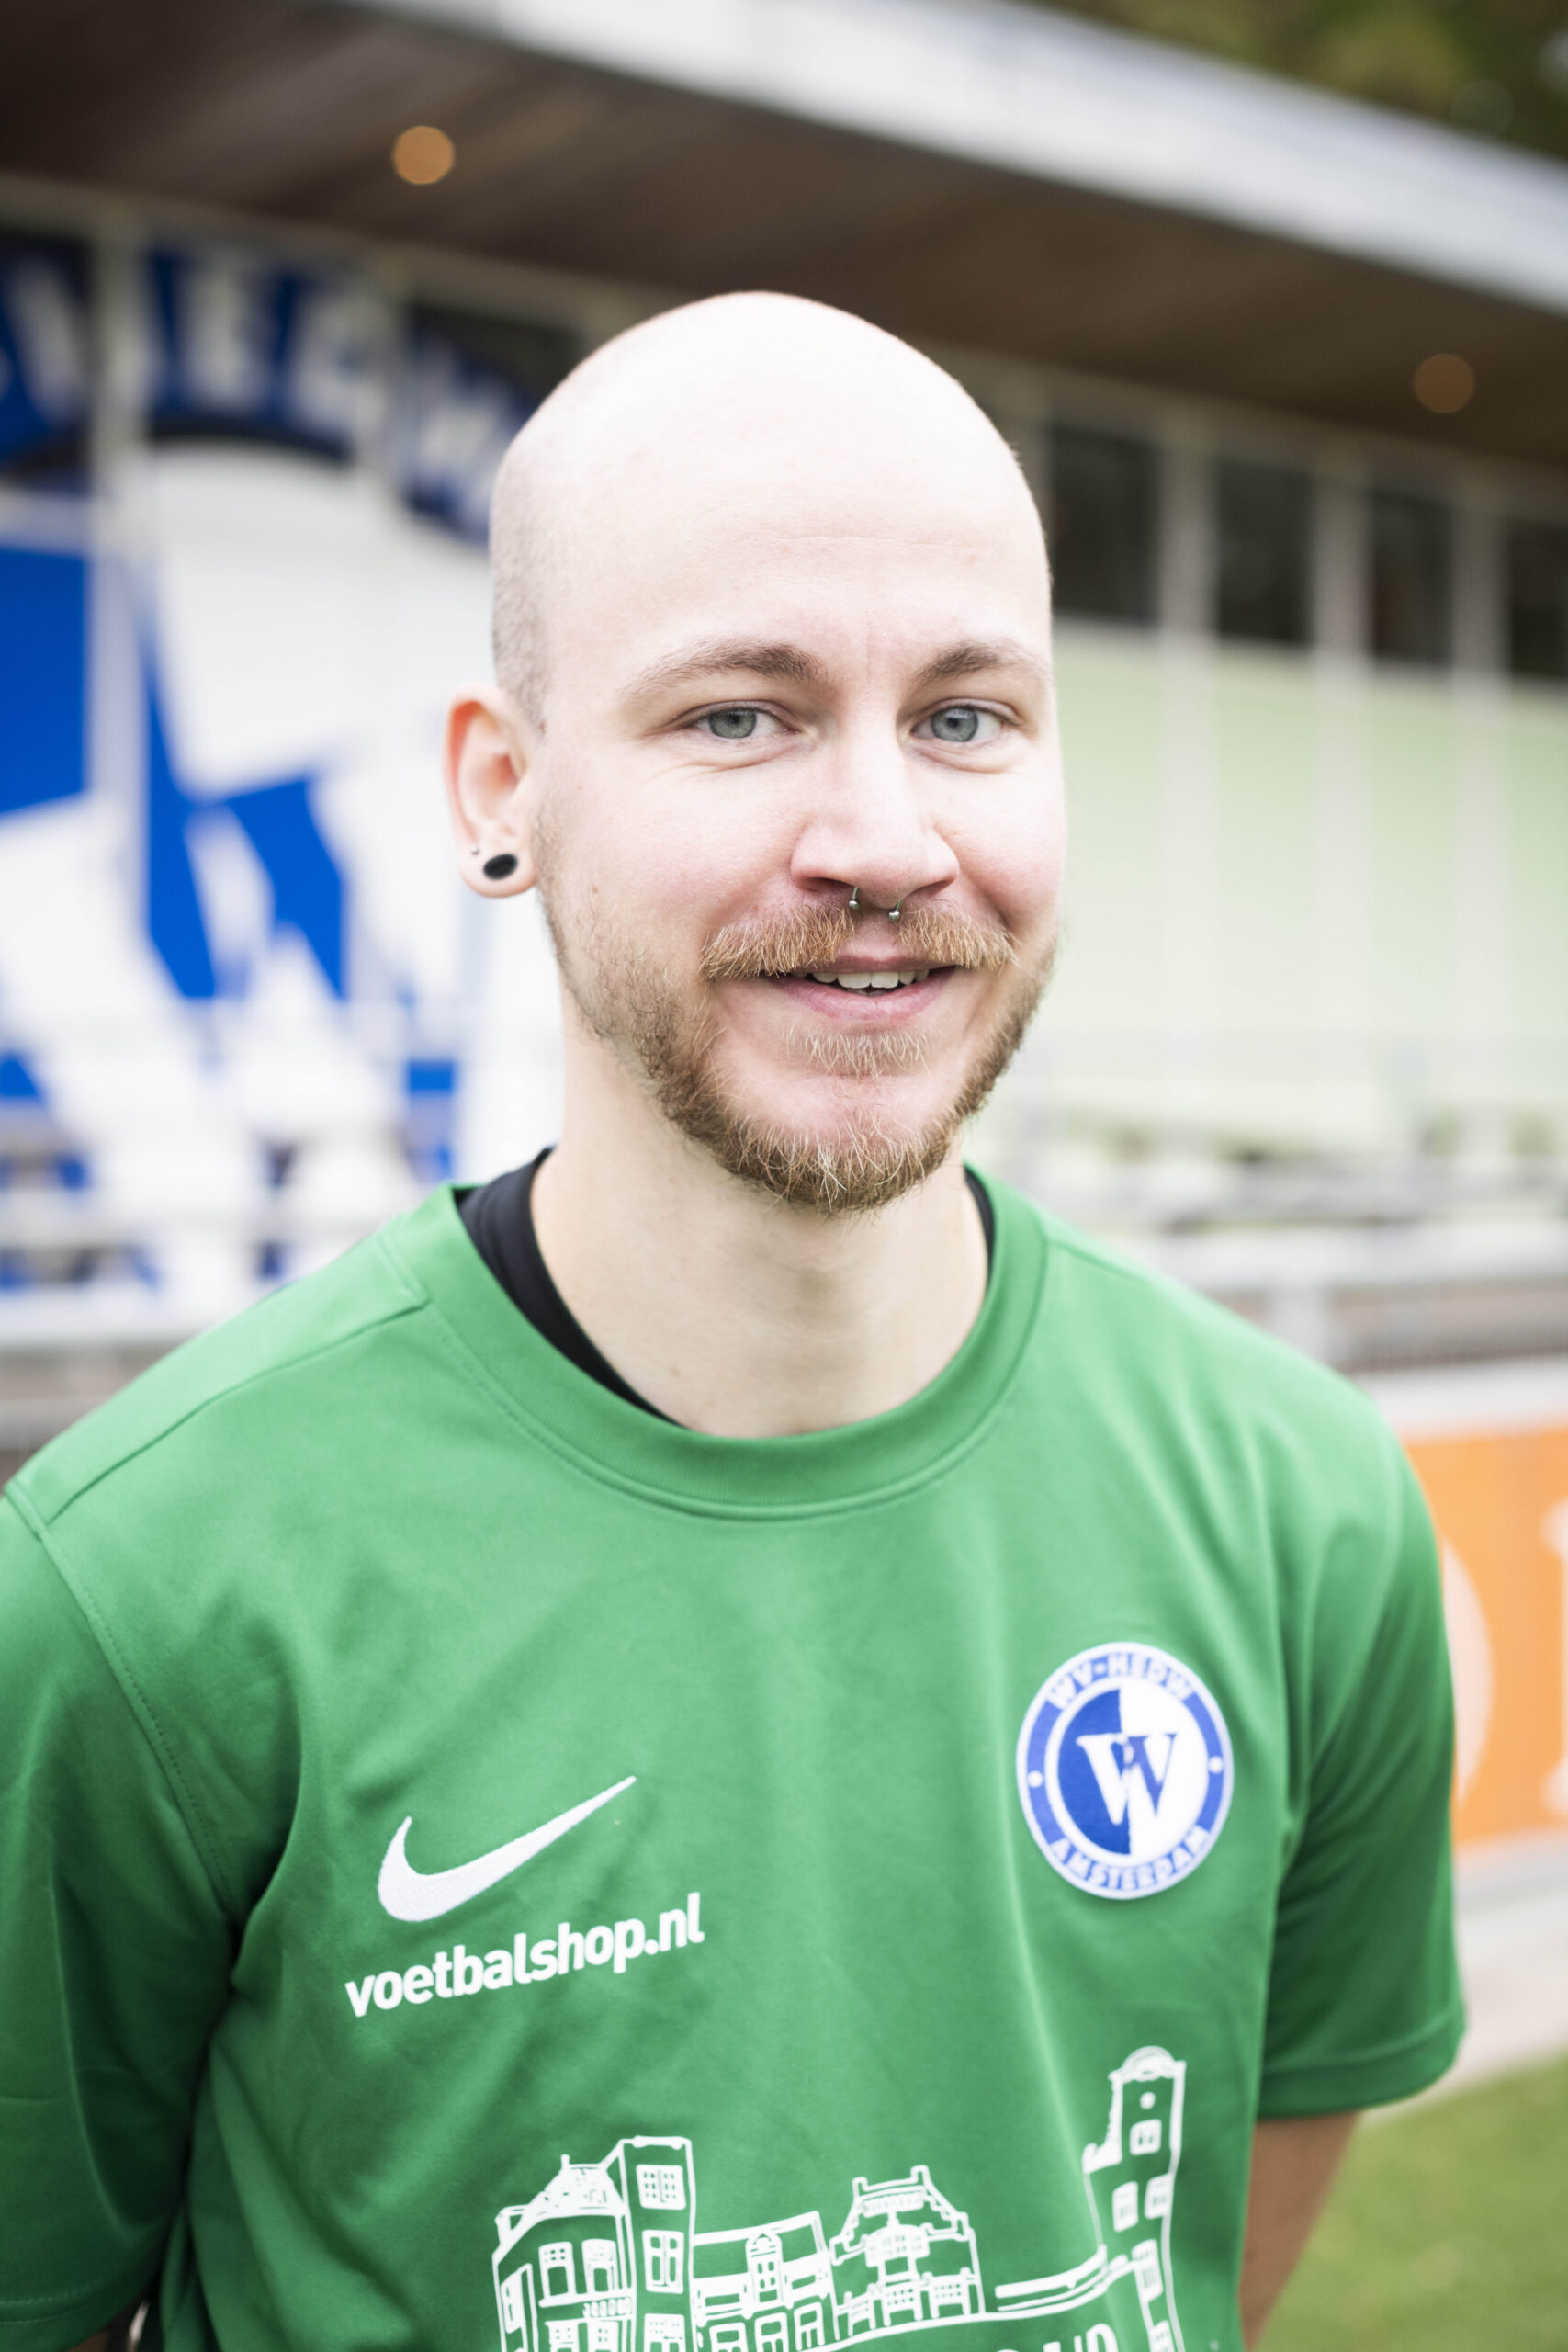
[491,293,1043,725]
[455,290,1062,1216]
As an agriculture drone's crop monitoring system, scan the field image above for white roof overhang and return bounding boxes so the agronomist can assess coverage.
[354,0,1568,316]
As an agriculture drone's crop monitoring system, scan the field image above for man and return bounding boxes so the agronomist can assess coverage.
[1,296,1459,2352]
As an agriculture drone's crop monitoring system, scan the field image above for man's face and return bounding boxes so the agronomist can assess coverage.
[520,412,1064,1211]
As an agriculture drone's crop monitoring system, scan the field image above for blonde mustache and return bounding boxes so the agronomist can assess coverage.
[700,901,1017,984]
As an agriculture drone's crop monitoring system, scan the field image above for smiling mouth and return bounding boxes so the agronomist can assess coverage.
[800,966,931,993]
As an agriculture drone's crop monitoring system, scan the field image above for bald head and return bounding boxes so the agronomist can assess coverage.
[490,293,1044,722]
[451,291,1064,1218]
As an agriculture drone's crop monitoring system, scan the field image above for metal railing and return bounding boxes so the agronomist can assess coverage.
[6,1027,1568,1476]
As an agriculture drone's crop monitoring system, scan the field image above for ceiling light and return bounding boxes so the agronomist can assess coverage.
[1412,354,1475,415]
[392,126,456,186]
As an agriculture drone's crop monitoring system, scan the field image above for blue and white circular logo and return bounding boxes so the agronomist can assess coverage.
[1017,1641,1234,1900]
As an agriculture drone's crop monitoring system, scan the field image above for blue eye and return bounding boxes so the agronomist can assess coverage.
[919,705,1003,746]
[701,707,760,741]
[928,706,984,743]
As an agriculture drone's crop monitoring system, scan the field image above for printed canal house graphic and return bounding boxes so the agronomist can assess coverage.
[491,2049,1185,2352]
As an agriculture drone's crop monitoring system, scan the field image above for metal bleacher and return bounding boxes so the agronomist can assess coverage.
[6,1025,1568,1485]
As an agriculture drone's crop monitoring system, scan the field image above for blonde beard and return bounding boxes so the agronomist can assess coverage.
[543,887,1054,1215]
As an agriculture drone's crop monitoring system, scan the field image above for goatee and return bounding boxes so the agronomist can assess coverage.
[547,891,1054,1215]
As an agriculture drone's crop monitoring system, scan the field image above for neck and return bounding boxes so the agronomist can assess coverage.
[529,1032,988,1440]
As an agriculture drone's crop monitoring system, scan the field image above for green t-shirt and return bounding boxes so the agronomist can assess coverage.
[0,1180,1461,2352]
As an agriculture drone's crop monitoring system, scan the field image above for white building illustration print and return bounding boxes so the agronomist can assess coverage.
[492,2049,1184,2352]
[830,2167,982,2336]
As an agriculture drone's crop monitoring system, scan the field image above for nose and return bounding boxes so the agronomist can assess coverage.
[788,718,960,914]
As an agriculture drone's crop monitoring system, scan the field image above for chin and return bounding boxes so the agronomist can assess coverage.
[684,1062,971,1216]
[731,1058,958,1139]
[617,945,1049,1214]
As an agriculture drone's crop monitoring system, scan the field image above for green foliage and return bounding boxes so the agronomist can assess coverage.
[1267,2056,1568,2351]
[1030,1,1568,161]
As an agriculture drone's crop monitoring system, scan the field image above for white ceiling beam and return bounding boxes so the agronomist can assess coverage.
[346,0,1568,316]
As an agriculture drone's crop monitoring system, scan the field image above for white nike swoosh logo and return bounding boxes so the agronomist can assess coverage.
[377,1775,637,1923]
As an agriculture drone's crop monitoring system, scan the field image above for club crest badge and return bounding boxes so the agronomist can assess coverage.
[1017,1641,1234,1900]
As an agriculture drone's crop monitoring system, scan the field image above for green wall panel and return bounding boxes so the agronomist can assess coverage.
[1033,622,1566,1145]
[1364,688,1456,1038]
[1506,706,1568,1039]
[1211,663,1316,1035]
[1050,635,1164,1030]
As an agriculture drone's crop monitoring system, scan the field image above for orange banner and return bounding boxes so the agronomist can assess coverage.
[1397,1414,1568,1850]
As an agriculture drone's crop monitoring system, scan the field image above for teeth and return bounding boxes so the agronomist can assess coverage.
[803,967,925,991]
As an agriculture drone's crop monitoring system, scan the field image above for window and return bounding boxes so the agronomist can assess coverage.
[1213,458,1313,645]
[637,2165,687,2211]
[644,2232,685,2295]
[1508,518,1568,681]
[548,2326,581,2352]
[1370,487,1452,664]
[1145,2176,1173,2218]
[1111,2181,1140,2232]
[1130,2120,1162,2156]
[795,2306,824,2351]
[583,2242,619,2298]
[748,2233,781,2301]
[501,2272,528,2335]
[710,2326,748,2352]
[757,2318,788,2352]
[1048,424,1158,625]
[646,2321,686,2352]
[541,2246,576,2304]
[587,2324,617,2352]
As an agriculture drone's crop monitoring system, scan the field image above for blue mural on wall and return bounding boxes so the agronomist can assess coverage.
[0,225,580,1286]
[0,1050,43,1102]
[0,233,90,489]
[145,662,344,1002]
[143,248,376,465]
[0,544,86,817]
[0,231,579,992]
[136,248,575,539]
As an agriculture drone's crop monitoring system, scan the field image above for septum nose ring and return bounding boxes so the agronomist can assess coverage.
[848,886,903,921]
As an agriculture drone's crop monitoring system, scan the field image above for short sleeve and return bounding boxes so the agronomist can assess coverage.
[0,1492,234,2349]
[1259,1438,1464,2117]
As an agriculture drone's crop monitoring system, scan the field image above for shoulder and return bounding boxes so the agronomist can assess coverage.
[13,1193,450,1533]
[995,1185,1441,1739]
[0,1193,490,1909]
[992,1179,1415,1528]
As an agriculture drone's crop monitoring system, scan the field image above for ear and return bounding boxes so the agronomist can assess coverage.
[444,684,538,897]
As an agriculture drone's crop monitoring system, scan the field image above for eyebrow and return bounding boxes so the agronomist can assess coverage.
[915,638,1054,693]
[626,639,833,698]
[626,634,1052,702]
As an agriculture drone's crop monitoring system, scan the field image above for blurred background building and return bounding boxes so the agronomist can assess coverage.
[2,0,1567,1885]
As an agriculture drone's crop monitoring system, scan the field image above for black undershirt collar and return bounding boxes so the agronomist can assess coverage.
[457,1151,995,1426]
